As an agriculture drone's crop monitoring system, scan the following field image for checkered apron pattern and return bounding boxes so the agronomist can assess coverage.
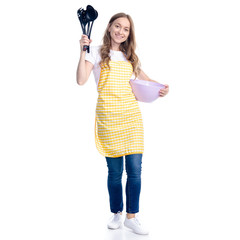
[95,60,144,157]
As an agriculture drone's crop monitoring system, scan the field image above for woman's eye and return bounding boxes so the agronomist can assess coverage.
[115,25,119,28]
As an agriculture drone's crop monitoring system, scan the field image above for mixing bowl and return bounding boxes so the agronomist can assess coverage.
[129,79,165,103]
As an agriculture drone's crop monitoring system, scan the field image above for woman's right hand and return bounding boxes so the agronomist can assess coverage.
[79,34,92,51]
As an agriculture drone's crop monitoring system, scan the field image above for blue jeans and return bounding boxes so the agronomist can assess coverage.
[106,154,142,214]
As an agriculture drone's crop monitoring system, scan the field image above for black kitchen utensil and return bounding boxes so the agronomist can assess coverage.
[77,5,98,53]
[77,8,87,34]
[85,5,98,38]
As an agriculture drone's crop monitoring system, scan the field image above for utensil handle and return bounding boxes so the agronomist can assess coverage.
[83,45,89,53]
[83,33,90,53]
[83,21,93,53]
[88,21,94,39]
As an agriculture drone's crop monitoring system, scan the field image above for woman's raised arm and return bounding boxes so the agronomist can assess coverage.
[76,35,94,85]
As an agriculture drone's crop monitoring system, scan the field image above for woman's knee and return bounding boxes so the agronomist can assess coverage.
[125,154,142,177]
[106,156,124,181]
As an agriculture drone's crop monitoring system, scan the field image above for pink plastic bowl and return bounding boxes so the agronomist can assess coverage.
[129,79,165,103]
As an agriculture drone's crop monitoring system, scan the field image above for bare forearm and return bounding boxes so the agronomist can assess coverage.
[76,51,87,85]
[138,70,158,83]
[76,35,93,85]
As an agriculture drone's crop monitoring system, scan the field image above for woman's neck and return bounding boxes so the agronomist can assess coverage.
[110,41,120,51]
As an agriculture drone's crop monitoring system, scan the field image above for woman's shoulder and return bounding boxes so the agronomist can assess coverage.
[91,45,102,59]
[90,45,101,54]
[85,45,102,65]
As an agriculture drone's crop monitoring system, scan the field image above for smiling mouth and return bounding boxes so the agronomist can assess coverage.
[115,34,124,39]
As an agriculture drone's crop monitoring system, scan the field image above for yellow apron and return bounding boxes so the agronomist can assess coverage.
[95,60,144,157]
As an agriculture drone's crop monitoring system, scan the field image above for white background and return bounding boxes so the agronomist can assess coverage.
[0,0,239,239]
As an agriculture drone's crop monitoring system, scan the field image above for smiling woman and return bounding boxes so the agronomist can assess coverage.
[76,12,169,235]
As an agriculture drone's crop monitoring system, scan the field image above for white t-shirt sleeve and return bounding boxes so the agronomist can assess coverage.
[85,46,99,65]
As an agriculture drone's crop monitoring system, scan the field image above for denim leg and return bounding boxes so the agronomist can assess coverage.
[125,154,142,214]
[106,156,124,213]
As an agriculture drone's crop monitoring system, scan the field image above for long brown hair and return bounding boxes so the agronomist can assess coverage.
[100,13,141,77]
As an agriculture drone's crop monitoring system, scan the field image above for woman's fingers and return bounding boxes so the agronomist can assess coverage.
[159,85,169,97]
[80,35,92,46]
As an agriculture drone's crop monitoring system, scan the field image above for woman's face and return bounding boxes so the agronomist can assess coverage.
[108,17,130,45]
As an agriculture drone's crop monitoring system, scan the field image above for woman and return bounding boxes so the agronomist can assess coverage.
[76,13,169,235]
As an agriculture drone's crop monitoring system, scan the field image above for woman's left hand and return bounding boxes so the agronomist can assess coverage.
[159,84,169,97]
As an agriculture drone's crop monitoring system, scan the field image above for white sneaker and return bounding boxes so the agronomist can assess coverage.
[107,212,123,229]
[124,216,149,235]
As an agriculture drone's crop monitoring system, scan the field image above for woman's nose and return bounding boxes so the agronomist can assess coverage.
[119,28,124,35]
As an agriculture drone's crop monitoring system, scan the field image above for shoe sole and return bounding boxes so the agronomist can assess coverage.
[107,223,122,230]
[124,222,149,235]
